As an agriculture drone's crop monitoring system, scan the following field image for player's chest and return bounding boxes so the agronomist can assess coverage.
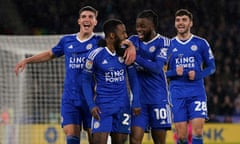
[64,42,96,55]
[96,56,125,73]
[171,43,200,59]
[138,43,158,58]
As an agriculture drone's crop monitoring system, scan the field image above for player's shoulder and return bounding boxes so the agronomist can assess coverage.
[62,33,77,39]
[88,47,105,60]
[128,35,139,41]
[93,32,104,41]
[192,35,208,42]
[192,35,210,46]
[156,34,171,47]
[60,33,77,43]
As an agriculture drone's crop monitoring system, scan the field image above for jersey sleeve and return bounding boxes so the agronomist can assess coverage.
[135,37,169,74]
[195,39,216,80]
[81,52,96,112]
[127,65,141,108]
[52,37,65,57]
[166,38,178,78]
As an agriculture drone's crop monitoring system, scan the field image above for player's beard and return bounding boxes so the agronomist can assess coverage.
[114,37,125,56]
[142,30,152,42]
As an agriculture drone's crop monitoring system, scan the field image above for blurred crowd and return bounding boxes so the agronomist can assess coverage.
[1,0,240,123]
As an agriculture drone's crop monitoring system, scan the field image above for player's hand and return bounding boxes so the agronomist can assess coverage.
[122,40,136,65]
[188,70,195,80]
[176,66,184,76]
[132,107,141,116]
[91,106,101,120]
[14,60,27,76]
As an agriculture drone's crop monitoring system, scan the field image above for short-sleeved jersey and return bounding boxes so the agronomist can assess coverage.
[129,34,169,104]
[52,33,103,100]
[167,35,215,98]
[83,47,131,109]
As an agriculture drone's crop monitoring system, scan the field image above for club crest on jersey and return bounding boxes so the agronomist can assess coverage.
[93,121,100,129]
[191,45,198,51]
[85,59,93,69]
[118,57,124,63]
[86,44,93,50]
[149,46,156,52]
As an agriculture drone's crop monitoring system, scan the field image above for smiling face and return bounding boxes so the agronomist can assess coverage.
[136,17,155,42]
[78,10,97,34]
[175,15,192,36]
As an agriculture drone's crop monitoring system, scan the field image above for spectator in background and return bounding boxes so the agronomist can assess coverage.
[208,94,221,116]
[233,95,240,116]
[220,95,234,116]
[223,115,233,123]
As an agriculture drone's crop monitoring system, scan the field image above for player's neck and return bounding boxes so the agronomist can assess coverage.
[107,44,115,53]
[177,32,192,41]
[150,31,157,40]
[77,32,93,41]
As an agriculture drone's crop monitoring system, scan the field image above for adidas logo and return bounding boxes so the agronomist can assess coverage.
[102,59,108,64]
[68,45,73,49]
[160,120,166,124]
[173,48,178,52]
[201,112,206,115]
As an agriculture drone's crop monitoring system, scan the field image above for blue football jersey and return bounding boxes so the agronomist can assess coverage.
[82,47,132,110]
[129,34,170,104]
[167,35,215,98]
[51,33,103,100]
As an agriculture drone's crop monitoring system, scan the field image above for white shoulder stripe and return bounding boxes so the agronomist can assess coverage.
[163,37,170,47]
[158,34,170,47]
[88,47,104,60]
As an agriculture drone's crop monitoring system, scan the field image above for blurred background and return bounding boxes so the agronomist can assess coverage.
[0,0,240,143]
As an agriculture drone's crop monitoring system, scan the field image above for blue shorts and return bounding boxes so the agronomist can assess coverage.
[131,102,172,130]
[171,95,208,122]
[91,106,131,134]
[61,98,92,130]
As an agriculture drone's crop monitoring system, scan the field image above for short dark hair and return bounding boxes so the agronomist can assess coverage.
[103,19,123,37]
[79,6,98,17]
[137,10,158,28]
[175,9,193,20]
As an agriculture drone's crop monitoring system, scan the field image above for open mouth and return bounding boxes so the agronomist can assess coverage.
[137,32,144,39]
[83,23,91,29]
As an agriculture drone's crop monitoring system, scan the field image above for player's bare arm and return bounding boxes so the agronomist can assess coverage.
[14,50,54,76]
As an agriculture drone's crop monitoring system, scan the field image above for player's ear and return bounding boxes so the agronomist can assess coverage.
[110,32,115,39]
[190,20,193,27]
[94,19,98,26]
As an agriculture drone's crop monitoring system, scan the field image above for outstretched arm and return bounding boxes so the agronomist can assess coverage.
[14,50,55,76]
